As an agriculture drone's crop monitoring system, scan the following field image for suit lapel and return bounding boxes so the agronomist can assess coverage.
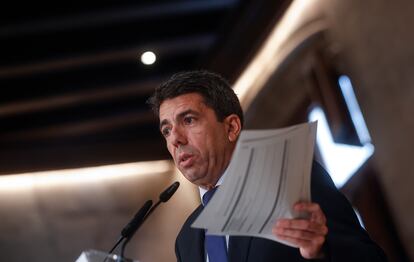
[185,206,254,262]
[187,227,205,262]
[186,205,205,262]
[228,236,253,262]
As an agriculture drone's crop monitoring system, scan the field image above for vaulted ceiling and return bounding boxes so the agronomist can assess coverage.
[0,0,290,174]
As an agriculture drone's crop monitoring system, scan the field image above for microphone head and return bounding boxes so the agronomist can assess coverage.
[159,181,180,202]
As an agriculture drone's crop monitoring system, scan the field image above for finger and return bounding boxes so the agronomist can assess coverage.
[294,202,321,212]
[276,219,328,235]
[275,230,326,259]
[273,227,321,241]
[275,234,312,248]
[294,202,326,223]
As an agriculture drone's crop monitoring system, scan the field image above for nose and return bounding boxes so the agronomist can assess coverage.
[170,126,187,148]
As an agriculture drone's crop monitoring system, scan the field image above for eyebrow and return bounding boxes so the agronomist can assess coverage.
[159,109,199,130]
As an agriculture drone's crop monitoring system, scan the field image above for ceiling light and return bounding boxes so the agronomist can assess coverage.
[141,51,156,65]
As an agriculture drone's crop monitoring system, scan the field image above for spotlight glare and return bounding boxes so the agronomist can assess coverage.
[141,51,156,65]
[0,160,172,191]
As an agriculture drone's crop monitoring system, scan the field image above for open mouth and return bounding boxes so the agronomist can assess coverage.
[179,153,194,167]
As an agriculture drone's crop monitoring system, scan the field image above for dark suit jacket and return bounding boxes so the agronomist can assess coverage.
[175,162,387,262]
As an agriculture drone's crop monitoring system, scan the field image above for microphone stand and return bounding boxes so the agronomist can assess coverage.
[104,200,153,262]
[119,182,180,260]
[118,198,164,260]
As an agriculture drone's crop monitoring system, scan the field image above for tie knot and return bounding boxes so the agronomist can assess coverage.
[202,187,218,206]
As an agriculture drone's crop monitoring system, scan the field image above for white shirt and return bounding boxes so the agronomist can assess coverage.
[198,169,228,200]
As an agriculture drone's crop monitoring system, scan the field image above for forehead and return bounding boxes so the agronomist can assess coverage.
[159,93,207,118]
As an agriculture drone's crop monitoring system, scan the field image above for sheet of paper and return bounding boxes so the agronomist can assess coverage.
[191,121,317,247]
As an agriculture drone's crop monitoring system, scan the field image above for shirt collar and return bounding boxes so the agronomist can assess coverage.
[198,169,228,200]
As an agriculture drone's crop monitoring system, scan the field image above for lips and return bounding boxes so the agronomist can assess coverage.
[178,153,194,168]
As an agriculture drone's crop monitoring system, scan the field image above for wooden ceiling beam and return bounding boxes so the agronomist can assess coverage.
[0,34,215,78]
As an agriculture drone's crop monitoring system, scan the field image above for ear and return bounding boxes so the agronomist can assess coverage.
[224,114,242,142]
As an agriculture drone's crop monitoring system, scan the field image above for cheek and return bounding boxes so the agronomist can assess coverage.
[166,143,176,160]
[203,133,223,156]
[211,132,229,156]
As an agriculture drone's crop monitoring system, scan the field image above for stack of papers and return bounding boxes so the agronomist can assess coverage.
[192,122,317,247]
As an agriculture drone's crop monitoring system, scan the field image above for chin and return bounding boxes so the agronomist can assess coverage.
[183,172,205,184]
[184,174,201,183]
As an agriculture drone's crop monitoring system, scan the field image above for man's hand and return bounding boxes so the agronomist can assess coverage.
[272,202,328,259]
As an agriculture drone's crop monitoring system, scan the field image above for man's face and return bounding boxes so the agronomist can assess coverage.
[159,93,240,189]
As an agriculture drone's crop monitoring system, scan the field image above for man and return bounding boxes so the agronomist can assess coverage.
[148,70,386,261]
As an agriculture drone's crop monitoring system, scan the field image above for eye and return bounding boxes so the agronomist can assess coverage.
[183,116,195,125]
[161,127,171,137]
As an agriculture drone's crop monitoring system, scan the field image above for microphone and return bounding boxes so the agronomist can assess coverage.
[121,200,153,239]
[159,181,180,202]
[108,181,180,261]
[108,200,153,254]
[119,181,180,258]
[143,181,180,220]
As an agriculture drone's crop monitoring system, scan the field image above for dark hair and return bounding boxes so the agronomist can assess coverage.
[147,70,244,127]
